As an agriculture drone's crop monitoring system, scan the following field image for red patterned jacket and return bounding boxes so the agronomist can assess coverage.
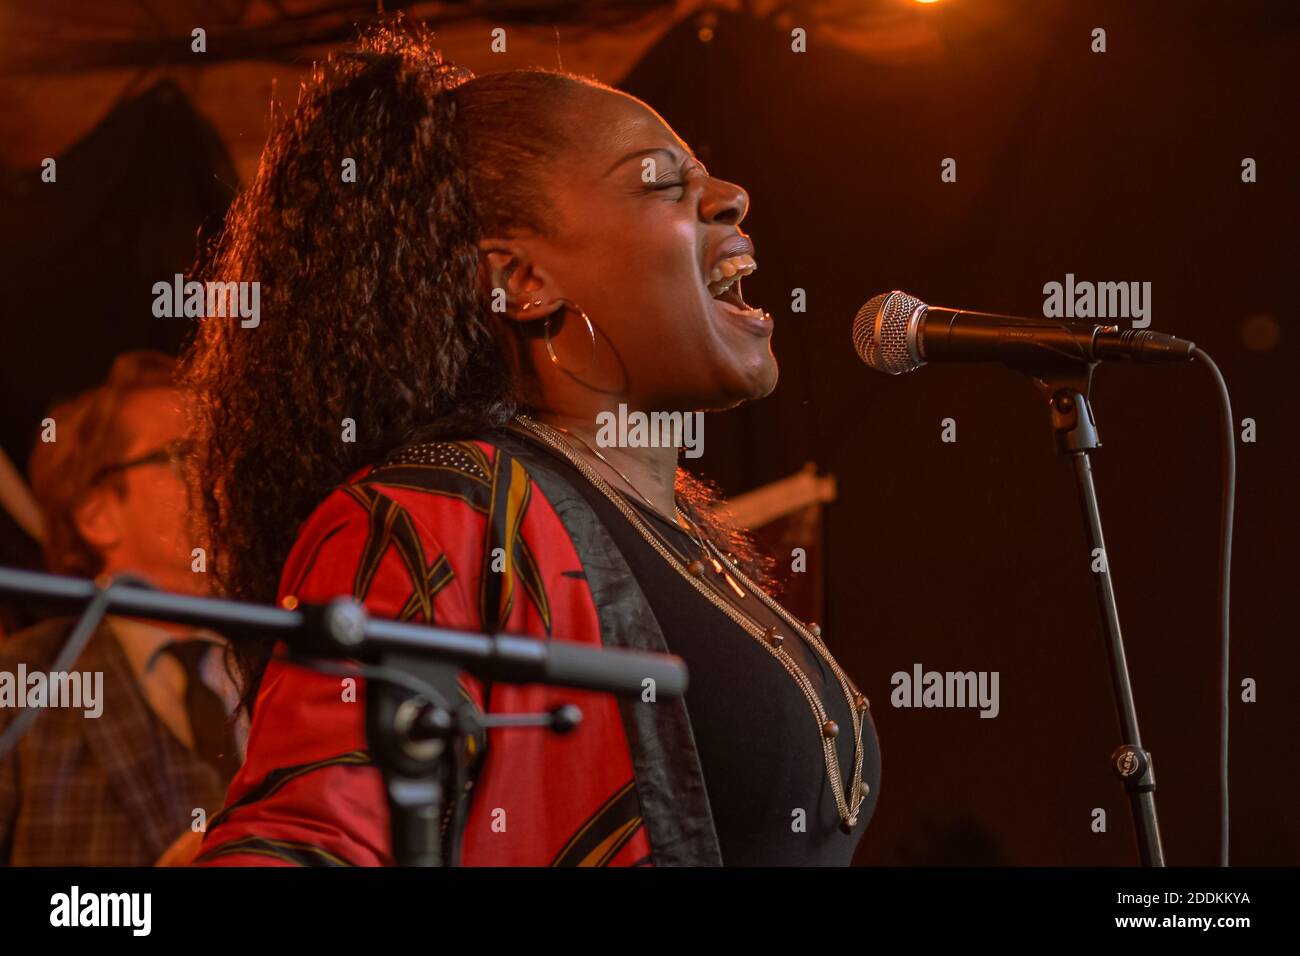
[196,429,721,866]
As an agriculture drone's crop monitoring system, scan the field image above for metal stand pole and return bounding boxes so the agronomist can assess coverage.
[1039,375,1165,866]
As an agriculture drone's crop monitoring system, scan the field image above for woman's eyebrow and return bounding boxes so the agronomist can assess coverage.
[603,145,696,178]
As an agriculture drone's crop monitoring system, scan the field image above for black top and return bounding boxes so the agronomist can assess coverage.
[549,454,881,866]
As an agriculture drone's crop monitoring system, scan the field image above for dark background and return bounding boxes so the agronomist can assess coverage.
[625,1,1298,865]
[1,0,1296,865]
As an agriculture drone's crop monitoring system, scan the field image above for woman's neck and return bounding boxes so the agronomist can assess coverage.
[531,409,680,518]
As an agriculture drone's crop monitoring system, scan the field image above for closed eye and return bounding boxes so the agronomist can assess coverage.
[649,162,706,195]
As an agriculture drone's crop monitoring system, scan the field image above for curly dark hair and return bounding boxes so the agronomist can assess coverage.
[183,22,774,699]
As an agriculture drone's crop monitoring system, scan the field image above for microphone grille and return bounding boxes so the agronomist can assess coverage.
[852,290,924,374]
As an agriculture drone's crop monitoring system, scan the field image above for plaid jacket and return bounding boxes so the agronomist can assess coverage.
[196,430,722,866]
[0,618,229,865]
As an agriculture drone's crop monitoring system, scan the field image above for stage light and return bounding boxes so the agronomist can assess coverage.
[695,10,717,43]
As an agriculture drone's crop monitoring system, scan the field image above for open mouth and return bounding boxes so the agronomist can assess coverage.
[707,254,758,311]
[704,250,771,336]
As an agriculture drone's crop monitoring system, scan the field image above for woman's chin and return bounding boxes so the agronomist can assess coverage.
[749,355,779,399]
[716,351,779,406]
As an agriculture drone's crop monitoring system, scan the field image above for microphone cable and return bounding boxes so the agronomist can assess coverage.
[1193,348,1235,867]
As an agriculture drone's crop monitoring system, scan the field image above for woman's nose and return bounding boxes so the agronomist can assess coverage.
[700,177,749,226]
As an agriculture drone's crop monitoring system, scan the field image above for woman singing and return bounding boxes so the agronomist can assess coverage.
[186,24,880,866]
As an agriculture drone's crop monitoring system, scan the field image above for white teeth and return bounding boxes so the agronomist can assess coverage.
[708,254,756,297]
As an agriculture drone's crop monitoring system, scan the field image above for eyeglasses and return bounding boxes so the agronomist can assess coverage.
[91,438,195,486]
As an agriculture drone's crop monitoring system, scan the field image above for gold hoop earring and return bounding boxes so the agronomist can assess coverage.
[544,300,597,377]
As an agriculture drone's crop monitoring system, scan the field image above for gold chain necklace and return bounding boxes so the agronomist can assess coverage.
[513,414,868,829]
[532,418,749,599]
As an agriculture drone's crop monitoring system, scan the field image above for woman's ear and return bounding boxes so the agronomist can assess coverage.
[478,238,554,324]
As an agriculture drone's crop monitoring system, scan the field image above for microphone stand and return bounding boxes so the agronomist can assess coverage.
[1023,358,1166,867]
[0,566,685,867]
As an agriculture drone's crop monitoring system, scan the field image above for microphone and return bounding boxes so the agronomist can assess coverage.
[852,290,1196,375]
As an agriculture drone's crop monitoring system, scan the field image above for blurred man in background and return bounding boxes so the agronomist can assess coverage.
[0,351,244,865]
